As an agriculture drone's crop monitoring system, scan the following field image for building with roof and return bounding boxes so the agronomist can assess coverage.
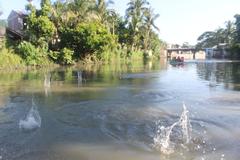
[7,10,27,39]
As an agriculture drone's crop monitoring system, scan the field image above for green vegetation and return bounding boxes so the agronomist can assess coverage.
[196,21,235,49]
[196,15,240,59]
[17,41,51,66]
[0,47,24,69]
[1,0,166,68]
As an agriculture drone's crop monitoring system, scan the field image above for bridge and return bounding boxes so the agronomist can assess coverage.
[166,48,206,60]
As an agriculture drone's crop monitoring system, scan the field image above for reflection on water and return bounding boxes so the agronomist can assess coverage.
[0,60,240,160]
[44,73,51,97]
[196,61,240,90]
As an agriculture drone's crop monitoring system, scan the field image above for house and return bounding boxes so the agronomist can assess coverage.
[205,43,229,59]
[7,10,27,40]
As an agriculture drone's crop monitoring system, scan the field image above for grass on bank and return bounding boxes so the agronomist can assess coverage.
[0,48,25,70]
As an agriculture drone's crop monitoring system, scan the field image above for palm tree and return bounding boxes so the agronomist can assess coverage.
[215,28,225,44]
[143,7,159,51]
[223,21,235,45]
[51,1,66,29]
[234,14,240,42]
[126,0,149,51]
[105,9,118,34]
[67,0,95,25]
[93,0,114,24]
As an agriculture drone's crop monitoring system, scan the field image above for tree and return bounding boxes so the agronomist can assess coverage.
[196,21,236,49]
[60,21,116,59]
[126,0,149,51]
[26,0,56,43]
[105,9,118,34]
[115,16,129,45]
[224,21,235,44]
[94,0,114,24]
[142,7,159,51]
[51,1,65,29]
[234,14,240,43]
[196,31,218,48]
[13,0,165,65]
[41,0,52,16]
[229,14,240,59]
[67,0,95,25]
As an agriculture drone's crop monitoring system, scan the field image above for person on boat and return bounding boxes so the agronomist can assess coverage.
[181,57,184,62]
[177,56,181,62]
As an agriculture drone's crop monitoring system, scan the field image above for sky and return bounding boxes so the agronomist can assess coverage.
[0,0,240,45]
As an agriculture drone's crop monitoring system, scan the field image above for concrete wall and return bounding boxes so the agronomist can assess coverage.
[195,51,206,60]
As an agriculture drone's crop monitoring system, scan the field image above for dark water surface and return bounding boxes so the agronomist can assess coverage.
[0,60,240,160]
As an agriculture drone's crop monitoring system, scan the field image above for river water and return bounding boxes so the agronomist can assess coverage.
[0,59,240,160]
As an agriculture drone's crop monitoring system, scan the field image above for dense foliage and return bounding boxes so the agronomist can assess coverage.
[60,21,116,59]
[196,15,240,59]
[5,0,165,66]
[0,47,24,69]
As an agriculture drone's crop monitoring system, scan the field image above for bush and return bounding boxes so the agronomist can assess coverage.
[49,50,60,61]
[60,21,117,60]
[27,15,56,43]
[48,48,74,65]
[60,48,74,65]
[128,50,144,60]
[0,48,24,69]
[17,41,50,66]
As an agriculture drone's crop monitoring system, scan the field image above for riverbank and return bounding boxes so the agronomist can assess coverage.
[0,45,160,72]
[0,48,24,70]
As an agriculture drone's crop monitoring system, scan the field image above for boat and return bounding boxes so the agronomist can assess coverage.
[169,60,184,65]
[169,56,184,65]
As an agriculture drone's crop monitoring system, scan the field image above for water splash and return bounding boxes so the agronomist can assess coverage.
[19,99,41,131]
[153,103,191,154]
[179,103,192,143]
